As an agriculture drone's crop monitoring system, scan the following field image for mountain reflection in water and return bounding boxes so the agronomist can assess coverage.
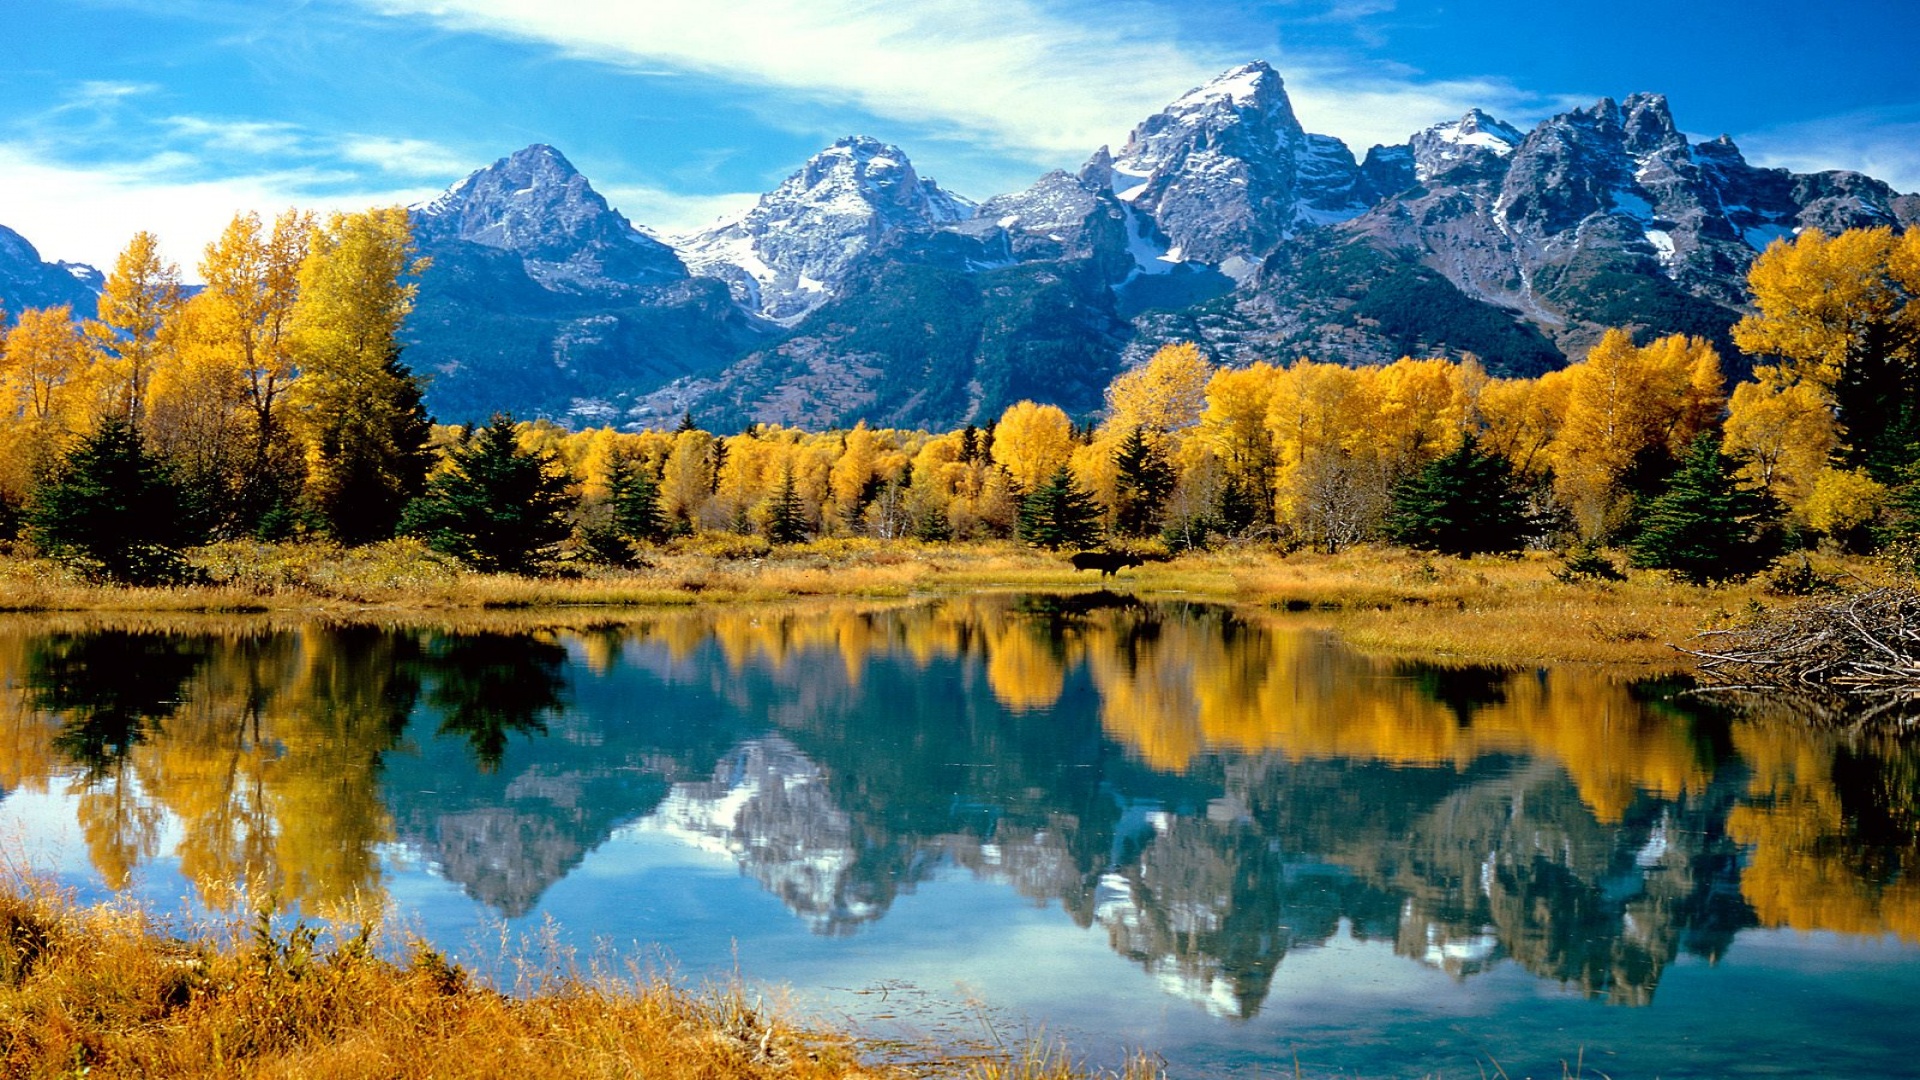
[1,597,1916,1020]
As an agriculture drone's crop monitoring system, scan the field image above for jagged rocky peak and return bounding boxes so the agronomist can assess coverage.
[415,143,685,291]
[955,168,1129,275]
[1105,60,1367,271]
[1409,108,1524,181]
[674,135,975,322]
[1622,93,1687,156]
[784,135,973,223]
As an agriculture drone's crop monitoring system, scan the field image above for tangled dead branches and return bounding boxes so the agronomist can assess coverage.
[1682,586,1920,732]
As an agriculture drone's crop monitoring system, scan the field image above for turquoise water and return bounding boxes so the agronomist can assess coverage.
[2,596,1917,1077]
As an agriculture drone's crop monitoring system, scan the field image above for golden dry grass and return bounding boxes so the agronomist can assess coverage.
[0,875,1164,1080]
[0,537,1883,669]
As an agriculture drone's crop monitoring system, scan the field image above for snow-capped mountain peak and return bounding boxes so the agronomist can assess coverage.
[414,143,685,294]
[1409,108,1524,181]
[672,135,975,322]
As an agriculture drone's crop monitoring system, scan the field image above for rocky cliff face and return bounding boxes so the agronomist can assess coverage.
[672,135,975,323]
[406,145,767,423]
[1335,92,1920,361]
[1093,61,1371,279]
[414,143,687,295]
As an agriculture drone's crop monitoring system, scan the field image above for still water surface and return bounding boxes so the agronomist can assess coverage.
[2,595,1918,1077]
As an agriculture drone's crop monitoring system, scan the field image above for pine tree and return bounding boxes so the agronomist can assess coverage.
[1629,434,1782,583]
[1877,460,1920,571]
[1016,466,1103,549]
[1112,426,1176,538]
[607,453,665,544]
[766,467,809,544]
[1384,435,1533,556]
[25,418,201,584]
[400,415,572,574]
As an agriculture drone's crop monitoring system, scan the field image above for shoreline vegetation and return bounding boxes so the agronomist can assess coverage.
[0,537,1881,670]
[0,875,1162,1080]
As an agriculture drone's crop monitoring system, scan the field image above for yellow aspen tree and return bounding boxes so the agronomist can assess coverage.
[991,400,1075,492]
[1194,361,1281,524]
[1734,227,1920,389]
[1371,357,1471,471]
[1550,330,1725,538]
[1478,369,1569,479]
[87,231,182,429]
[829,422,881,527]
[289,208,432,543]
[714,430,781,533]
[659,428,715,531]
[0,305,91,503]
[1268,361,1373,549]
[1105,342,1213,437]
[145,294,250,522]
[1722,376,1839,507]
[1801,467,1886,547]
[1733,227,1920,478]
[1069,431,1126,531]
[196,209,312,527]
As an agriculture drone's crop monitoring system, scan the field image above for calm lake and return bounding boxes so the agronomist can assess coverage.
[3,595,1918,1077]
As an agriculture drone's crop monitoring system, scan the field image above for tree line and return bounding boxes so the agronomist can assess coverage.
[3,213,1918,583]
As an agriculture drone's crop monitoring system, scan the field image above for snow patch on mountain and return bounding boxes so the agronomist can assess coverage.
[672,135,975,323]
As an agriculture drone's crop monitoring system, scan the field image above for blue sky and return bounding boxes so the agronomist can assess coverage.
[5,0,1916,275]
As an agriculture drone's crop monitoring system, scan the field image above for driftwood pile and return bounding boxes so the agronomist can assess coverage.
[1684,586,1920,731]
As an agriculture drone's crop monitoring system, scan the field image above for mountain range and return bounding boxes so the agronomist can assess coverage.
[4,60,1914,430]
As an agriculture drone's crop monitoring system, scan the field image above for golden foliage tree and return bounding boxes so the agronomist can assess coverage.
[1549,331,1724,539]
[1733,227,1920,479]
[991,400,1075,493]
[0,305,91,506]
[288,208,432,544]
[88,231,182,428]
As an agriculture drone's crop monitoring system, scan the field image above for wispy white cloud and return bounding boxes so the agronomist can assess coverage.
[351,0,1568,169]
[352,0,1246,161]
[164,116,307,155]
[599,184,760,235]
[65,80,159,107]
[0,143,438,274]
[337,135,479,178]
[1742,111,1920,195]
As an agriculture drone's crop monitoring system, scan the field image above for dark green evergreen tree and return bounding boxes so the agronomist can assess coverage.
[607,454,666,544]
[400,414,572,574]
[1215,474,1259,538]
[1877,460,1920,571]
[766,467,809,544]
[304,348,434,546]
[1016,466,1103,549]
[25,417,203,584]
[1628,434,1782,583]
[1113,427,1176,538]
[1384,435,1533,556]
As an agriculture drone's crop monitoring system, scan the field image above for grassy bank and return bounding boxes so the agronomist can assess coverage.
[0,537,1879,668]
[0,877,1157,1080]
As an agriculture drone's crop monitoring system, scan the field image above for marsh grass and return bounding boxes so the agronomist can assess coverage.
[0,873,1194,1080]
[0,538,1881,669]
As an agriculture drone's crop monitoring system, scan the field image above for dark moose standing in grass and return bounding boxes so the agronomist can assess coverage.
[1069,550,1145,577]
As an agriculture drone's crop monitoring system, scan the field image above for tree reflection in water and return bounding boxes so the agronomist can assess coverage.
[0,599,1915,1014]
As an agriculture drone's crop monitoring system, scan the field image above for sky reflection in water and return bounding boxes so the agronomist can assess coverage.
[2,596,1917,1077]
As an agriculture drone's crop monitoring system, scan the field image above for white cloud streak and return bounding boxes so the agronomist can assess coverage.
[599,184,760,234]
[0,143,438,274]
[1742,112,1920,196]
[353,0,1566,168]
